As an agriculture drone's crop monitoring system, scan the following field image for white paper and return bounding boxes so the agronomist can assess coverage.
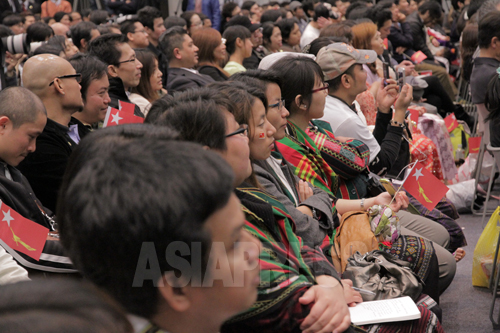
[349,296,421,325]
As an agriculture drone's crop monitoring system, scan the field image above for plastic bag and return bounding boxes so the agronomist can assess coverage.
[446,179,476,211]
[472,206,500,287]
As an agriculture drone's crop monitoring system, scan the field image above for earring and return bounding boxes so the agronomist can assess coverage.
[300,104,307,109]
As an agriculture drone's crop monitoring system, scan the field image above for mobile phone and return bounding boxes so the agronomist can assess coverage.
[379,178,396,197]
[383,62,389,86]
[397,67,406,92]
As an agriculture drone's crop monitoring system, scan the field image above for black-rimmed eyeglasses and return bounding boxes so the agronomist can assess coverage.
[117,57,137,65]
[48,73,82,86]
[269,99,285,111]
[226,124,248,138]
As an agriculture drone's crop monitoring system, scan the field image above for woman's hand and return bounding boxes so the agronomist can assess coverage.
[373,191,409,212]
[297,180,314,202]
[342,279,363,307]
[299,275,351,333]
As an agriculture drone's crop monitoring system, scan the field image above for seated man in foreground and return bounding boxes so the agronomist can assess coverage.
[57,124,262,333]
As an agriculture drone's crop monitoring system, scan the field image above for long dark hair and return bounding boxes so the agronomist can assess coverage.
[130,48,160,103]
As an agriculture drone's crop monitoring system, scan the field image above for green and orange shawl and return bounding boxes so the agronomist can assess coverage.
[223,186,342,332]
[276,120,371,201]
[275,121,339,203]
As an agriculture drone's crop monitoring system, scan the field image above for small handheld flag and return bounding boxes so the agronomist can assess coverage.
[444,114,458,133]
[411,51,428,64]
[118,100,136,114]
[103,107,144,128]
[0,200,49,261]
[402,162,449,211]
[468,136,482,154]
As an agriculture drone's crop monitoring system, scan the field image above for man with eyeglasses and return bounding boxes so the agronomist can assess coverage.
[88,34,144,117]
[120,19,149,49]
[17,54,84,213]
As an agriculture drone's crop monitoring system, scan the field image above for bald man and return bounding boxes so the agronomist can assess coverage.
[0,86,75,274]
[17,54,84,212]
[50,22,70,37]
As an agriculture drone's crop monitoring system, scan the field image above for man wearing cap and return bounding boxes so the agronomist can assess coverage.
[289,1,308,33]
[316,43,459,294]
[315,42,411,177]
[225,15,264,70]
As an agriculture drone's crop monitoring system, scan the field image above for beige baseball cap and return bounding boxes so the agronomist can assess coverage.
[316,43,377,81]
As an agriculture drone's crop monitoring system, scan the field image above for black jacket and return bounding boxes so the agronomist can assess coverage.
[108,77,144,117]
[406,12,434,61]
[198,65,228,81]
[0,163,76,273]
[17,118,76,212]
[166,68,214,94]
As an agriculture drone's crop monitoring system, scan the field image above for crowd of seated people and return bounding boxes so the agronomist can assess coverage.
[2,0,499,330]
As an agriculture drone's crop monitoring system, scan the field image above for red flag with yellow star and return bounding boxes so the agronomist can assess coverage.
[0,201,48,260]
[403,162,449,211]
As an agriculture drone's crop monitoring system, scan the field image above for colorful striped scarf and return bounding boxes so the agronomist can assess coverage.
[276,121,338,203]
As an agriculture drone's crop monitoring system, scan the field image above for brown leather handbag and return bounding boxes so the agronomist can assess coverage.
[333,211,379,273]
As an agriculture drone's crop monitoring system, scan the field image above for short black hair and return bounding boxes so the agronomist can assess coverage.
[155,98,228,150]
[346,1,369,20]
[270,56,324,112]
[0,87,46,128]
[2,14,23,27]
[69,53,108,102]
[276,18,298,41]
[54,11,70,23]
[313,4,330,21]
[89,10,109,25]
[418,1,442,20]
[26,22,53,44]
[307,36,344,56]
[232,69,283,89]
[164,16,187,30]
[180,11,200,30]
[137,6,162,30]
[261,9,282,23]
[58,126,233,318]
[159,26,188,61]
[261,22,277,45]
[144,95,175,124]
[478,11,500,48]
[120,19,139,35]
[32,43,64,56]
[88,33,128,66]
[371,8,393,29]
[223,25,251,55]
[0,24,13,38]
[242,0,257,11]
[70,21,98,50]
[0,279,133,333]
